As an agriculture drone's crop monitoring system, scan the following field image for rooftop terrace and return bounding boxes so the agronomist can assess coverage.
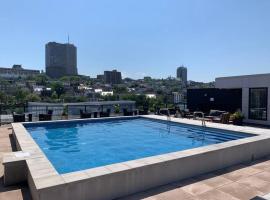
[1,120,270,200]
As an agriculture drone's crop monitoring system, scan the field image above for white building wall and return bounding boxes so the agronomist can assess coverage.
[215,73,270,125]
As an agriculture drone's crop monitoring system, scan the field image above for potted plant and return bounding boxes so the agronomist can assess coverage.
[231,111,244,125]
[62,105,68,120]
[114,104,120,114]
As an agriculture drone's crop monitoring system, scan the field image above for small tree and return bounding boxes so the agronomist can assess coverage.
[51,82,65,98]
[25,93,41,102]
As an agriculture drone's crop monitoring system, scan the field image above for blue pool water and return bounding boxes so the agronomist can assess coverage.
[25,117,252,174]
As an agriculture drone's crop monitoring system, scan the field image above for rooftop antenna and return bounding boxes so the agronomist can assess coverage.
[67,34,70,44]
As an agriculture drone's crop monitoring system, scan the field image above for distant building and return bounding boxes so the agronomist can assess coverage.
[33,86,45,94]
[45,42,77,78]
[145,94,156,99]
[94,89,103,93]
[96,74,104,81]
[176,66,187,85]
[0,65,40,79]
[104,70,122,84]
[172,92,184,103]
[101,91,113,96]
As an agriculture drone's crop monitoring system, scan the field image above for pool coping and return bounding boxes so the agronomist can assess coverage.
[5,115,270,200]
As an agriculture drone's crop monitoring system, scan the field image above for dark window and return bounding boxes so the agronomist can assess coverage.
[249,88,268,120]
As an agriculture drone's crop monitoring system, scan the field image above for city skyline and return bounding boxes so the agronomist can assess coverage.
[0,0,270,82]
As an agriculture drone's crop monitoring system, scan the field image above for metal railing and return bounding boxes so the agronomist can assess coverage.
[0,102,137,125]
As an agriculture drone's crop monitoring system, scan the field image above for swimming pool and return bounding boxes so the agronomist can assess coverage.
[25,117,252,174]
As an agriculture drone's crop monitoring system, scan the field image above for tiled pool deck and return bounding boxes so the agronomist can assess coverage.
[120,157,270,200]
[0,125,31,200]
[2,116,270,200]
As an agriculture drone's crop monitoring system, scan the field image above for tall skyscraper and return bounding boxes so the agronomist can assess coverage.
[176,66,187,84]
[104,70,122,84]
[45,42,77,78]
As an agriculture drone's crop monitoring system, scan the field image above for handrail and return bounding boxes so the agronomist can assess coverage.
[193,111,206,127]
[159,110,171,133]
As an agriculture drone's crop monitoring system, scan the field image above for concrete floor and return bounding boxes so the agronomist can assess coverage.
[1,125,270,200]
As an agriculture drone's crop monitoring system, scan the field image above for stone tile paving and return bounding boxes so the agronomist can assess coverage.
[119,156,270,200]
[0,125,31,200]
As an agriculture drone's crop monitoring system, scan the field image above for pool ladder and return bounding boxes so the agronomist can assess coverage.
[195,111,206,127]
[162,110,171,133]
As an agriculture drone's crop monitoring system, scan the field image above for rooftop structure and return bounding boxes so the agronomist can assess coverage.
[215,73,270,126]
[0,65,40,79]
[104,70,122,84]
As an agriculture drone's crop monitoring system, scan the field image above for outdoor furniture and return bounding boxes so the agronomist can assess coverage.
[80,110,92,119]
[139,107,148,115]
[212,112,230,124]
[100,109,110,118]
[133,109,138,115]
[193,111,205,119]
[205,110,226,120]
[28,113,32,122]
[181,109,193,119]
[39,114,52,121]
[12,113,25,122]
[168,108,176,115]
[39,110,53,121]
[159,108,170,116]
[123,108,133,116]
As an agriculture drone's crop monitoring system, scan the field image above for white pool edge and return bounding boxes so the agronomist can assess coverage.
[4,115,270,200]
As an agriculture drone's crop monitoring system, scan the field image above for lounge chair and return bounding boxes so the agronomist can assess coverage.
[39,110,53,121]
[212,112,230,124]
[39,114,52,121]
[181,109,193,119]
[168,108,176,115]
[80,110,92,119]
[100,109,110,117]
[159,108,170,116]
[12,112,25,122]
[205,110,226,120]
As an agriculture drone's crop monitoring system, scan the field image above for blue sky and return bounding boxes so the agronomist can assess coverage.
[0,0,269,82]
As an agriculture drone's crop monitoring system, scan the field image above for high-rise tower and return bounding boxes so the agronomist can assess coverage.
[45,42,77,78]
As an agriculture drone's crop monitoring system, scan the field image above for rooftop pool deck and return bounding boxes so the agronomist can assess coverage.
[4,115,270,200]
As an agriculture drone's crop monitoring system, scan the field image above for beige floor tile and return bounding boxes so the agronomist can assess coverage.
[219,166,262,181]
[197,189,240,200]
[250,159,270,170]
[196,173,233,188]
[0,189,24,200]
[237,176,270,194]
[181,181,213,196]
[218,182,263,200]
[153,188,195,200]
[254,171,270,182]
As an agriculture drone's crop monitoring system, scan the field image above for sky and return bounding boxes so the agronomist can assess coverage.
[0,0,269,82]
